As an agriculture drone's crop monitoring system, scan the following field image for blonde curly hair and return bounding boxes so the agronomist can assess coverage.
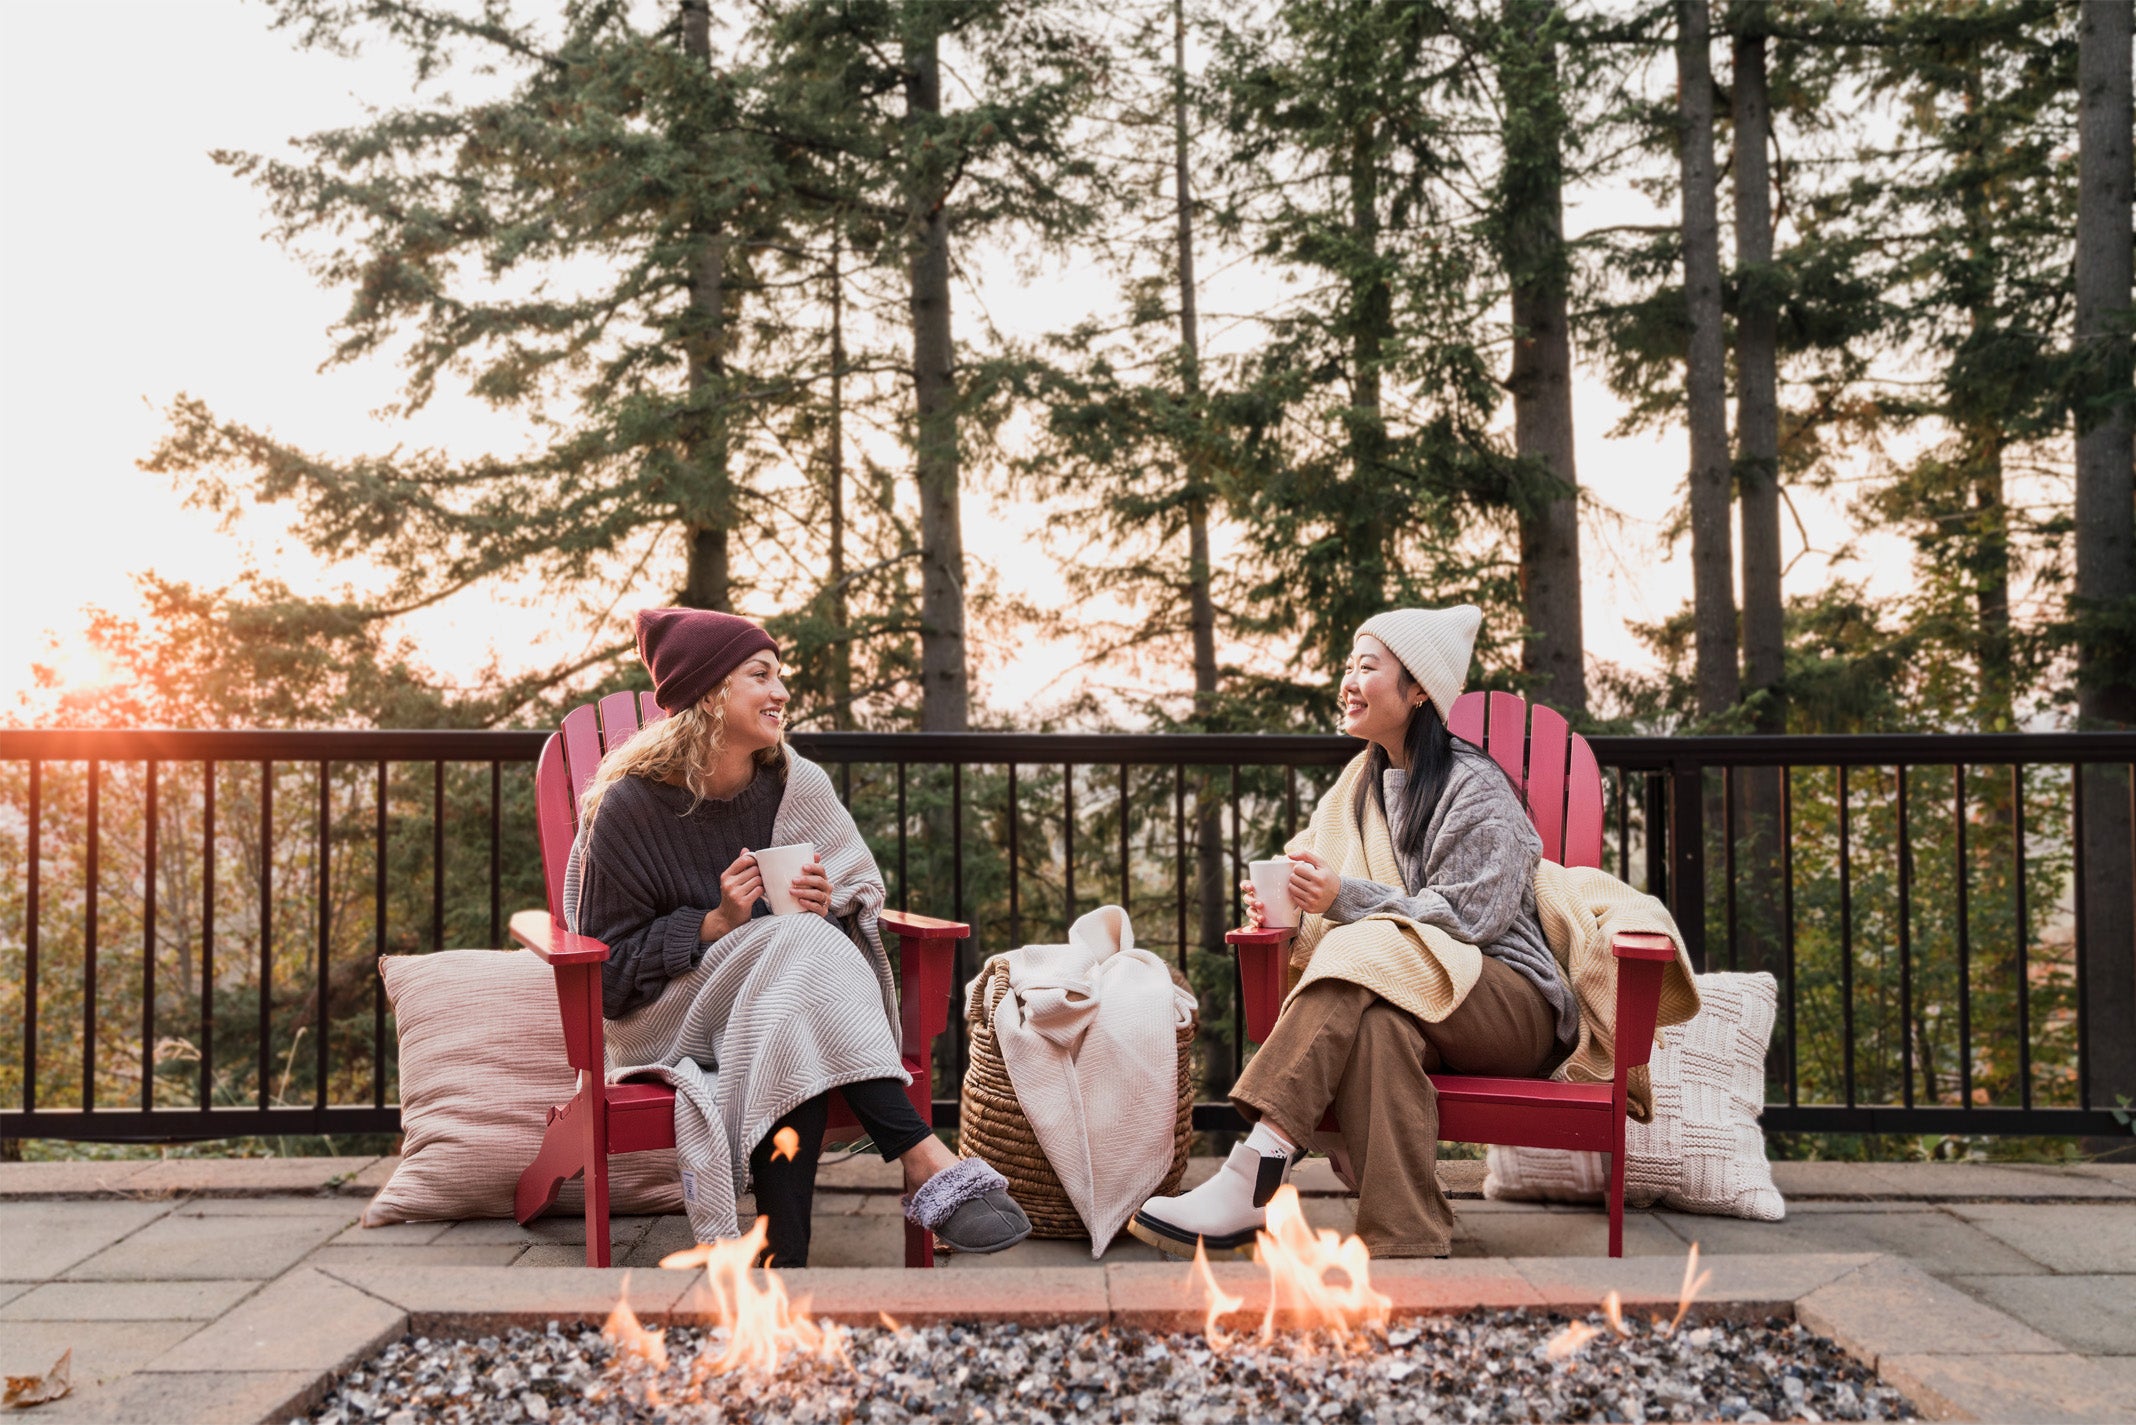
[577,673,787,834]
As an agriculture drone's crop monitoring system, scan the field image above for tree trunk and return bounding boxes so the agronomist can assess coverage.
[1728,1,1785,987]
[1499,0,1586,717]
[1731,1,1783,731]
[679,0,731,614]
[2073,0,2136,1122]
[828,230,852,728]
[1956,62,2014,731]
[1348,117,1391,629]
[905,20,968,731]
[1175,0,1226,974]
[1676,0,1740,720]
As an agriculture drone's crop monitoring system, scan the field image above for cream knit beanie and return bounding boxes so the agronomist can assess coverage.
[1356,605,1483,725]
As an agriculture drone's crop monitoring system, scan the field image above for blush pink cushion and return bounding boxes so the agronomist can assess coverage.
[362,948,682,1226]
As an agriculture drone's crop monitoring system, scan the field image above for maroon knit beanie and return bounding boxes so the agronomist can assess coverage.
[633,608,780,713]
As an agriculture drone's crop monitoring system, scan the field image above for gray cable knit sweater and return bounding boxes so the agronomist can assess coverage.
[1325,747,1578,1046]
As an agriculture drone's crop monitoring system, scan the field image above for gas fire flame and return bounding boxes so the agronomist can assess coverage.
[658,1217,844,1377]
[1542,1244,1713,1362]
[1194,1185,1390,1347]
[770,1127,800,1163]
[601,1296,669,1372]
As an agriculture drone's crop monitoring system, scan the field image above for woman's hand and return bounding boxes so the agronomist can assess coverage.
[1288,850,1338,916]
[701,850,766,941]
[1238,878,1266,930]
[788,859,835,916]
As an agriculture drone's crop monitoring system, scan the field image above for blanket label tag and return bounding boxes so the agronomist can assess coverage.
[681,1170,697,1204]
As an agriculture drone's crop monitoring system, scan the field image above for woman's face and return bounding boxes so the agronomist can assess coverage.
[1339,634,1424,748]
[715,651,788,752]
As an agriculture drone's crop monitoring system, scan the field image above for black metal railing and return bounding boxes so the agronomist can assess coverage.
[2,726,2131,1144]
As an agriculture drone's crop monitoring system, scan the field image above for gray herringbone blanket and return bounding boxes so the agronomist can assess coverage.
[567,755,906,1244]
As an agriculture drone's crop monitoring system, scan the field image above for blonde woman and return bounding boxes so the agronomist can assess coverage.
[568,608,1030,1265]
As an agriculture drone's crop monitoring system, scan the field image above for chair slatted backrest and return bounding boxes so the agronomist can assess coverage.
[1446,691,1605,870]
[533,692,667,922]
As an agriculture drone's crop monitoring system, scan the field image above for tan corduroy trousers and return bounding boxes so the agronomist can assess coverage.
[1229,957,1558,1257]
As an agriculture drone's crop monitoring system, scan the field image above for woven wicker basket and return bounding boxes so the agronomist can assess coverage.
[957,959,1198,1239]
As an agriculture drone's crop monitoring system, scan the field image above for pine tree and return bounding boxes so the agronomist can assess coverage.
[142,1,828,716]
[1206,0,1526,682]
[1493,0,1588,716]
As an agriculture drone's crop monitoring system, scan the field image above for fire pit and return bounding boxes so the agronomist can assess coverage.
[308,1193,1915,1423]
[311,1312,1913,1424]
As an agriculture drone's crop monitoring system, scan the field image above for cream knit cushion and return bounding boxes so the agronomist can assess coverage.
[1483,970,1785,1221]
[362,948,682,1226]
[1356,605,1483,724]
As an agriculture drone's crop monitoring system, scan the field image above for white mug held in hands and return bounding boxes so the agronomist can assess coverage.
[1249,856,1301,929]
[752,842,819,916]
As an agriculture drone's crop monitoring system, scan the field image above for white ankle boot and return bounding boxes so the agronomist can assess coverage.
[1127,1138,1294,1257]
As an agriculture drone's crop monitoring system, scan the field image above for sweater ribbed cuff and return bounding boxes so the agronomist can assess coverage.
[663,908,713,978]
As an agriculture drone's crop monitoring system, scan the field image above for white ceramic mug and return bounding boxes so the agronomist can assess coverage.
[753,842,819,916]
[1249,856,1301,929]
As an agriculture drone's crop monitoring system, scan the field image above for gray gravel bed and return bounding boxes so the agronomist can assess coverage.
[311,1312,1913,1424]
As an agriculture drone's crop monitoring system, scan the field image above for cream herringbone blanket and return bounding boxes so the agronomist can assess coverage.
[569,755,907,1244]
[1283,752,1700,1122]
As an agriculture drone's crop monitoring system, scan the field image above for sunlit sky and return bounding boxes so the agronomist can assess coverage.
[0,0,1923,727]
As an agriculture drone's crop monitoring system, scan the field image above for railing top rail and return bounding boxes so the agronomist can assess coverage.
[1,726,2130,766]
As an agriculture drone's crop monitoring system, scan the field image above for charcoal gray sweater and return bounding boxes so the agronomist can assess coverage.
[573,767,781,1019]
[1325,748,1578,1046]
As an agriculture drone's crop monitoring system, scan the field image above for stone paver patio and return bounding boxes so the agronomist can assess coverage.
[2,1155,2131,1422]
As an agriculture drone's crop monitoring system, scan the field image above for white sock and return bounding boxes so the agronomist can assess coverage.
[1245,1121,1298,1161]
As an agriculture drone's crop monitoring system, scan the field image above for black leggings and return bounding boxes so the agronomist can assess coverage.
[748,1078,932,1268]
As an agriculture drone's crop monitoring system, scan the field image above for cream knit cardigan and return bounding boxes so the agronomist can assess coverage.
[1283,752,1701,1121]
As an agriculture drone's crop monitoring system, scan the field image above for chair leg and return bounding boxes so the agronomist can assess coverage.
[905,1219,935,1269]
[1607,1149,1625,1259]
[584,1138,613,1269]
[516,1096,587,1227]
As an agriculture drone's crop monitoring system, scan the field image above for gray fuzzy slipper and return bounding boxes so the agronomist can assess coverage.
[903,1158,1032,1255]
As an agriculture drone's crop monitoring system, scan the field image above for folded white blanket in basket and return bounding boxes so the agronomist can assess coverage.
[973,906,1195,1255]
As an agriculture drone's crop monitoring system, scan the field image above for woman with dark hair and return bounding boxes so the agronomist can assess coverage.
[1130,606,1575,1260]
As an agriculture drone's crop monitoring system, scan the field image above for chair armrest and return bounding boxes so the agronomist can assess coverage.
[879,909,971,942]
[882,911,965,1063]
[1610,932,1675,1077]
[1611,931,1677,962]
[509,909,611,966]
[1223,926,1293,1045]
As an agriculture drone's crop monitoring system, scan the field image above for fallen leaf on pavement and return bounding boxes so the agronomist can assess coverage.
[3,1349,72,1408]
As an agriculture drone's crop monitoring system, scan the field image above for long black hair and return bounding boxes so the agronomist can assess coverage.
[1352,669,1481,871]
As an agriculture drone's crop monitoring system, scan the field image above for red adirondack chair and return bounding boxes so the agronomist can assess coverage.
[507,691,968,1268]
[1225,690,1677,1257]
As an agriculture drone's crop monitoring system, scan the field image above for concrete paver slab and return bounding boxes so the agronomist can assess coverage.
[1451,1206,1684,1258]
[811,1156,901,1193]
[792,1212,908,1267]
[1953,1274,2136,1357]
[1878,1351,2129,1423]
[619,1214,698,1268]
[305,1243,530,1270]
[1944,1201,2136,1272]
[330,1219,453,1246]
[0,1279,260,1322]
[437,1213,663,1246]
[125,1155,383,1196]
[0,1319,197,1386]
[0,1200,173,1278]
[1796,1257,2063,1364]
[1649,1207,2049,1276]
[147,1267,405,1374]
[0,1161,154,1199]
[1511,1252,1873,1317]
[1860,1162,2133,1200]
[940,1235,1166,1269]
[342,1156,401,1194]
[0,1283,31,1310]
[1767,1161,1892,1200]
[66,1369,322,1425]
[174,1197,364,1219]
[62,1206,348,1281]
[325,1264,693,1333]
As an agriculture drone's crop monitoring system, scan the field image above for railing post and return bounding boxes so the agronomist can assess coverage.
[1669,759,1706,971]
